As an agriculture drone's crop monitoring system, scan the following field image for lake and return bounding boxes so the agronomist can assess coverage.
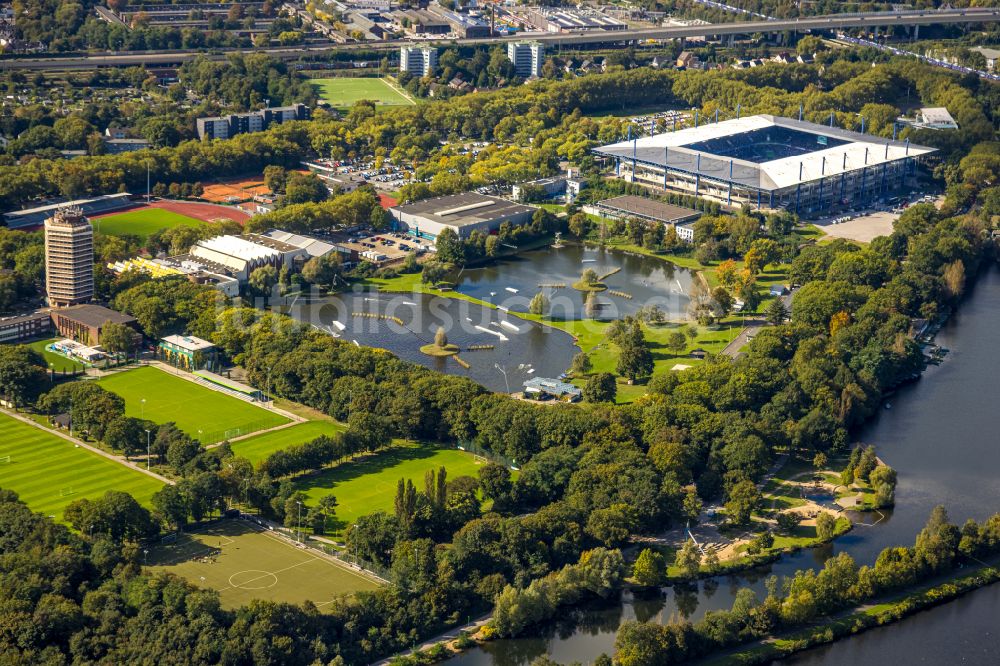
[455,243,696,320]
[283,289,579,394]
[447,265,1000,665]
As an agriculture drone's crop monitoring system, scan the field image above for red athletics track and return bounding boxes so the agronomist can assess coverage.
[89,199,251,224]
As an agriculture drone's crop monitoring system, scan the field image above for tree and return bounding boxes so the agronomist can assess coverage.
[665,330,687,355]
[616,339,653,382]
[725,479,761,525]
[100,321,138,357]
[569,352,592,376]
[435,228,465,265]
[776,512,802,534]
[676,539,702,579]
[529,291,549,316]
[65,491,157,543]
[301,253,341,289]
[580,267,598,286]
[583,372,616,403]
[0,345,48,407]
[813,452,828,472]
[586,503,636,547]
[870,465,897,508]
[765,298,788,326]
[815,512,837,541]
[283,172,329,205]
[632,548,665,587]
[479,462,512,508]
[248,265,278,296]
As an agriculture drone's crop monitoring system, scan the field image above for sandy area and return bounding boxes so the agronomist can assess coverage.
[817,210,897,243]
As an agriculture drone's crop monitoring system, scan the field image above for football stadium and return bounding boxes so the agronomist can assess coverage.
[594,114,936,216]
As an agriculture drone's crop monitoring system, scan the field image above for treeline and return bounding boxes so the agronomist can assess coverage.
[613,506,1000,665]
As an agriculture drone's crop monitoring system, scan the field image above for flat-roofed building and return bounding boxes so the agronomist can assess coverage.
[585,195,701,242]
[196,104,310,141]
[159,334,218,371]
[0,311,52,343]
[50,304,138,346]
[390,192,536,240]
[523,377,582,401]
[45,208,94,307]
[507,41,544,77]
[188,234,307,281]
[400,46,439,76]
[915,107,959,130]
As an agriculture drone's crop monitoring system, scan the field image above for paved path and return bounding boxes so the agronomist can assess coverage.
[720,318,765,357]
[1,408,174,485]
[371,613,494,666]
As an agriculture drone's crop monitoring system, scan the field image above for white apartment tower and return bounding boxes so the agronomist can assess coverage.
[507,42,544,77]
[400,46,439,77]
[44,208,94,307]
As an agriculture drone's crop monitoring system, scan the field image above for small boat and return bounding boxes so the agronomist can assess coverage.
[505,287,519,294]
[885,403,892,410]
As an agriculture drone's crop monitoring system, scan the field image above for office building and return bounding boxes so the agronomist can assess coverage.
[507,42,544,78]
[44,208,94,307]
[400,46,439,76]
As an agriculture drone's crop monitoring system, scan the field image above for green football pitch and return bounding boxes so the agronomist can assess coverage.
[310,77,414,108]
[147,519,379,608]
[92,208,203,239]
[0,412,163,520]
[98,366,289,444]
[229,420,345,464]
[294,443,485,535]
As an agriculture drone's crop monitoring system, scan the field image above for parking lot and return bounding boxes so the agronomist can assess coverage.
[815,194,942,243]
[330,231,431,264]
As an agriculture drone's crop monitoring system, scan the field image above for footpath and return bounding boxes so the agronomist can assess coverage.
[1,407,173,485]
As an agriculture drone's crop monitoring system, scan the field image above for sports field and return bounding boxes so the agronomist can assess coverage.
[28,337,86,373]
[147,519,379,607]
[92,207,204,239]
[0,412,163,520]
[294,443,484,534]
[310,77,413,108]
[98,366,289,444]
[229,420,345,464]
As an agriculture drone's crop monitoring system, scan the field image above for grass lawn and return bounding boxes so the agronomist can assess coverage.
[230,421,345,464]
[147,519,378,608]
[98,366,289,444]
[0,412,162,520]
[294,443,485,536]
[310,77,413,109]
[92,208,204,240]
[27,337,86,373]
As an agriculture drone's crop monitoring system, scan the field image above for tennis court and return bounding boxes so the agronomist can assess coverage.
[147,519,379,608]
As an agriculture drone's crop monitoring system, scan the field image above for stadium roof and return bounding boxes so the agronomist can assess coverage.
[594,114,936,191]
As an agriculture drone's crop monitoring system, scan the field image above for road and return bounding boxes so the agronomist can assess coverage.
[3,8,998,71]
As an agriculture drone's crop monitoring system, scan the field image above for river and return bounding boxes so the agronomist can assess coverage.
[448,266,1000,665]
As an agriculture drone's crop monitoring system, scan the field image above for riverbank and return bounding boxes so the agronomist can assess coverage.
[700,564,1000,666]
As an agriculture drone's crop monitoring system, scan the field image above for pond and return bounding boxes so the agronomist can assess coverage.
[454,243,696,321]
[283,289,579,394]
[446,266,1000,665]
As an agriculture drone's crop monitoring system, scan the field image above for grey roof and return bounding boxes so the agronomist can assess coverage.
[390,192,536,228]
[52,304,136,328]
[524,377,582,397]
[595,195,701,224]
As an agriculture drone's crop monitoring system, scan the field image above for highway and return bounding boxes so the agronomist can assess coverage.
[3,8,999,71]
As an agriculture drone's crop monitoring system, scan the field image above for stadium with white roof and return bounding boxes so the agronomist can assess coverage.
[593,114,936,216]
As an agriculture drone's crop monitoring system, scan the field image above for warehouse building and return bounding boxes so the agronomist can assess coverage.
[50,304,138,346]
[594,114,936,216]
[389,192,536,240]
[187,234,307,282]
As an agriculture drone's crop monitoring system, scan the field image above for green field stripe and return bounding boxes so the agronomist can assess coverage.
[0,413,163,520]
